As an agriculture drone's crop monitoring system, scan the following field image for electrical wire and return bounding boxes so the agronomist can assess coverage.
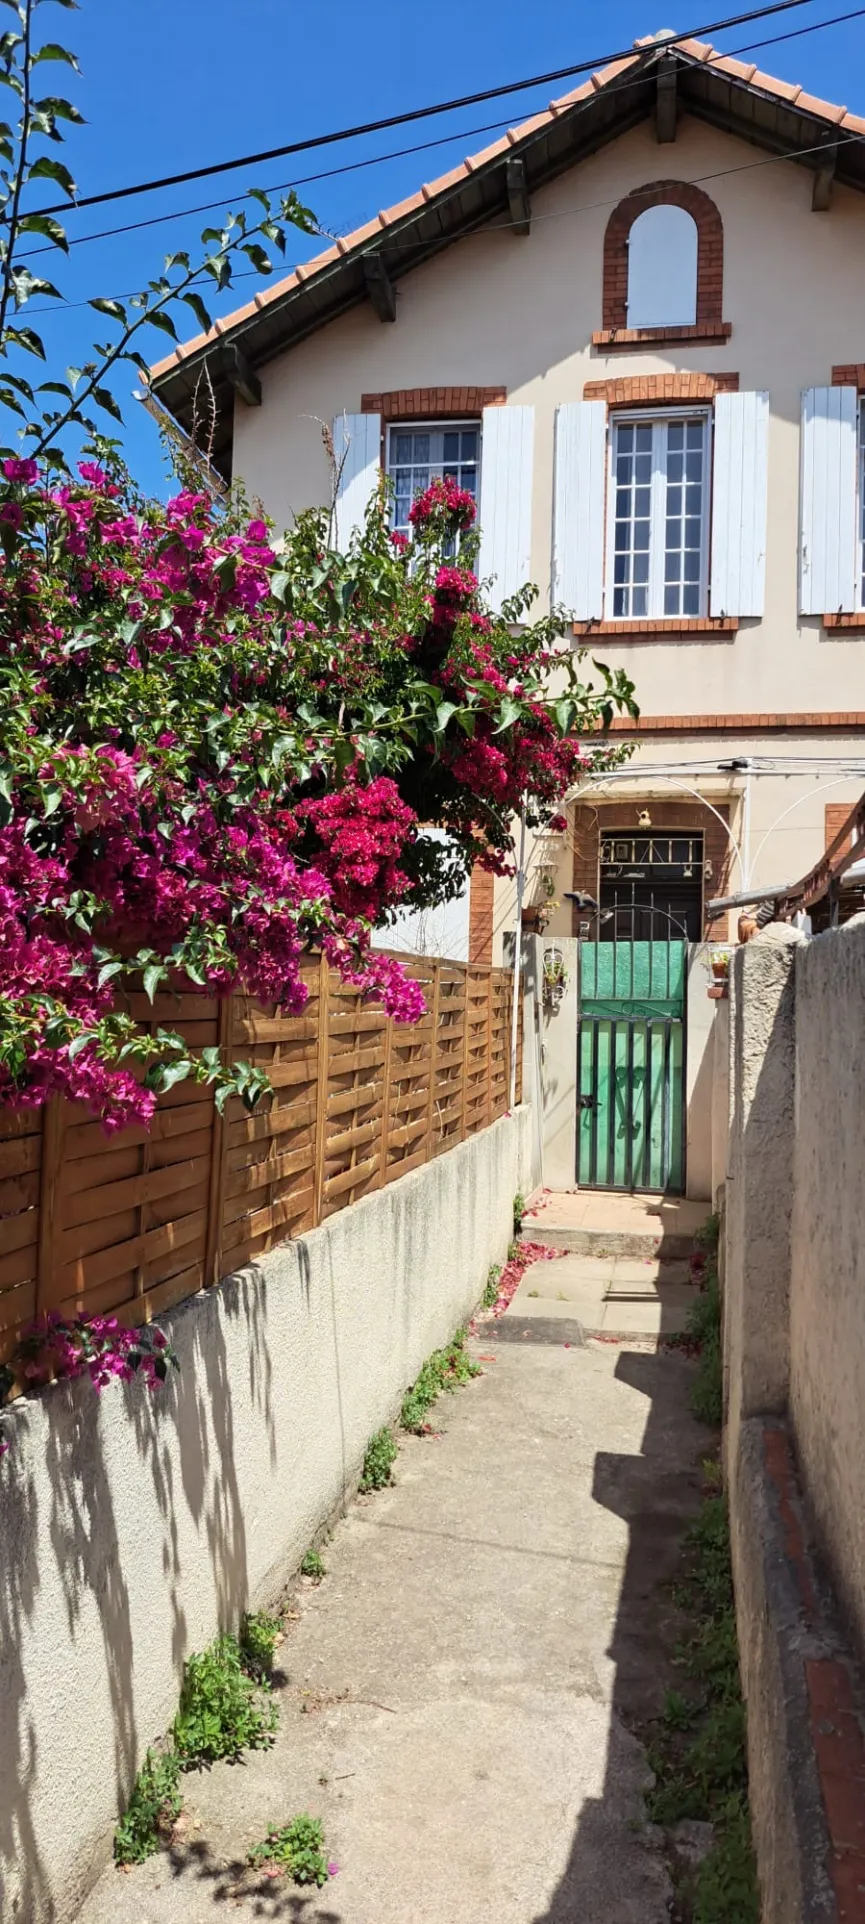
[19,1,865,262]
[26,0,829,221]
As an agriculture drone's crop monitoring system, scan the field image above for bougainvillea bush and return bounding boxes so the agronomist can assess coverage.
[0,459,635,1132]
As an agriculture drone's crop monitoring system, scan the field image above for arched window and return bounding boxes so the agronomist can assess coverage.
[627,204,698,328]
[600,181,726,338]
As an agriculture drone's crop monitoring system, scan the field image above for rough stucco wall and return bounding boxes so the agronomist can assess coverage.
[0,1107,531,1924]
[723,927,800,1481]
[789,921,865,1655]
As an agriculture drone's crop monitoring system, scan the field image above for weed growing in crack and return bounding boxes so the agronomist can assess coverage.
[482,1263,501,1309]
[172,1633,277,1767]
[359,1426,397,1492]
[400,1328,481,1434]
[513,1191,525,1233]
[114,1750,181,1865]
[239,1609,281,1681]
[646,1490,759,1922]
[249,1814,333,1886]
[300,1548,326,1582]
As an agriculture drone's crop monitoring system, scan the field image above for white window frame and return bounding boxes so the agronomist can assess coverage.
[385,420,482,543]
[604,406,712,622]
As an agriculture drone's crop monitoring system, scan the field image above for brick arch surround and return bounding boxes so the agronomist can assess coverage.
[602,180,724,331]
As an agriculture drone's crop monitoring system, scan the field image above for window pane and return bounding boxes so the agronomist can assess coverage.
[386,419,481,543]
[659,418,706,616]
[626,205,698,327]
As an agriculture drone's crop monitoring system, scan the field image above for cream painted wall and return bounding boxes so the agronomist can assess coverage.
[485,735,865,965]
[234,114,865,719]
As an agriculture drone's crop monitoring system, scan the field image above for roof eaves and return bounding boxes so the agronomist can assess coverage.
[148,44,646,385]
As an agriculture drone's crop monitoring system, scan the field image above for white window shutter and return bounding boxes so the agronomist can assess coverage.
[799,386,858,615]
[710,391,770,618]
[552,400,607,619]
[332,412,381,548]
[478,405,534,613]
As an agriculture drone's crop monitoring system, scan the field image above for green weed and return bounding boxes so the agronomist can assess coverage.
[249,1814,330,1886]
[400,1328,481,1434]
[513,1191,525,1233]
[647,1488,759,1921]
[239,1609,281,1680]
[359,1426,397,1492]
[114,1749,182,1865]
[172,1633,277,1767]
[482,1263,501,1309]
[663,1688,696,1731]
[300,1548,326,1582]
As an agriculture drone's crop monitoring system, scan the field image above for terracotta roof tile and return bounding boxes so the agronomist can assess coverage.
[148,35,865,384]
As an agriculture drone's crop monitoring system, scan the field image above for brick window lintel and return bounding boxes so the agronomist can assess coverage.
[360,386,506,420]
[583,372,739,407]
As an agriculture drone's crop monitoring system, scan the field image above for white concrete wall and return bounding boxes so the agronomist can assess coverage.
[788,920,865,1658]
[722,918,865,1652]
[0,1107,532,1924]
[686,943,716,1203]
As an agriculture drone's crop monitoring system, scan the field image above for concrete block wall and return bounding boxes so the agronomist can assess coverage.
[722,920,865,1922]
[0,1106,533,1924]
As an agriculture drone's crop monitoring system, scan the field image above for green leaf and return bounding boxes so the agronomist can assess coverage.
[27,152,75,196]
[6,324,45,358]
[180,290,211,332]
[17,210,68,251]
[32,94,85,124]
[145,310,178,340]
[32,43,80,68]
[434,701,457,734]
[142,963,164,1003]
[89,297,126,323]
[493,697,523,735]
[92,384,123,422]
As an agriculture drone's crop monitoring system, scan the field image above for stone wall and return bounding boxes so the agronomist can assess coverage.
[722,920,865,1922]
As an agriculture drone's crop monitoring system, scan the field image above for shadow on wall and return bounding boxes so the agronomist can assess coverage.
[531,1349,706,1923]
[0,1268,279,1920]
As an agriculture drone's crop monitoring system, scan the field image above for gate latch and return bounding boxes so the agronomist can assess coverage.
[578,1094,597,1110]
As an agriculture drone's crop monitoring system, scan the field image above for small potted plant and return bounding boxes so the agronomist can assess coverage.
[709,947,731,981]
[542,948,569,1008]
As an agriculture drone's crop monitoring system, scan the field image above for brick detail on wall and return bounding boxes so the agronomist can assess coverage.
[825,802,856,858]
[468,863,495,965]
[598,712,865,735]
[583,372,738,406]
[360,387,506,419]
[571,798,732,940]
[832,364,865,389]
[592,322,732,350]
[601,180,725,332]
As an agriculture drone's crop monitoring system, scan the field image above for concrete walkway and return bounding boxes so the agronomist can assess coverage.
[507,1250,698,1341]
[78,1324,706,1924]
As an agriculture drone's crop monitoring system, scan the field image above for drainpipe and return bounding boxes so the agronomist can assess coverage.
[508,798,527,1112]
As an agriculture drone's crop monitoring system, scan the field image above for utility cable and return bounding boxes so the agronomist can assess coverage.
[27,0,826,220]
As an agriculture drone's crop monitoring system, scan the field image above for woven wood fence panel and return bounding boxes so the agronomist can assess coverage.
[0,957,521,1367]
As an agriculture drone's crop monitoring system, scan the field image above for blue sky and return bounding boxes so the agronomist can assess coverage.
[19,0,865,494]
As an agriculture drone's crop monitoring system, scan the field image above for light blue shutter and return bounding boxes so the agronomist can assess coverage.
[552,400,607,619]
[710,391,770,618]
[478,405,534,613]
[799,386,858,615]
[332,412,381,548]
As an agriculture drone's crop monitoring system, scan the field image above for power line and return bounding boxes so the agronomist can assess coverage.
[29,0,826,221]
[19,2,865,262]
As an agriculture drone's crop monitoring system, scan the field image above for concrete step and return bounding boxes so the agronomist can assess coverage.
[520,1224,695,1260]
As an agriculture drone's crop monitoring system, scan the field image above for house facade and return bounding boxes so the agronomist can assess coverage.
[150,33,865,1194]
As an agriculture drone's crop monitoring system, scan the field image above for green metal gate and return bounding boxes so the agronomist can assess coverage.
[577,939,686,1194]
